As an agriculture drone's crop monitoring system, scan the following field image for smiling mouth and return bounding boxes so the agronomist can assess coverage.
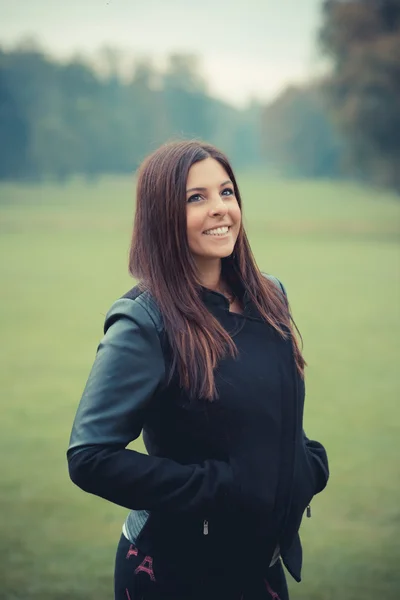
[203,226,231,236]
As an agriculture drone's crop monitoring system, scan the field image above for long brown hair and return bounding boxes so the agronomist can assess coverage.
[129,140,305,400]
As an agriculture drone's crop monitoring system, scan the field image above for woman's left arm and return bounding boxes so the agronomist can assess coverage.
[303,431,329,494]
[265,274,329,494]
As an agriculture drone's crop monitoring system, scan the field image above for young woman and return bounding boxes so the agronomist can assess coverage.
[67,140,329,600]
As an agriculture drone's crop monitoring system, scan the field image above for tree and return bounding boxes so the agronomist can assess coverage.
[161,54,212,140]
[319,0,400,192]
[261,83,343,179]
[0,49,30,179]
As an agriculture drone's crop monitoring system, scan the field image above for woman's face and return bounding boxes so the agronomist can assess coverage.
[186,158,241,264]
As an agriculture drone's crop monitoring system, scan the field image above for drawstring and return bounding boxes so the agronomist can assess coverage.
[264,579,281,600]
[240,580,281,600]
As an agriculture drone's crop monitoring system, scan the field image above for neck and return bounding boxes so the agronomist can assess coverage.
[195,258,223,291]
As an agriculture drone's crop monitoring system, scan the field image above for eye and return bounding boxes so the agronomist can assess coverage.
[222,188,234,197]
[187,193,203,203]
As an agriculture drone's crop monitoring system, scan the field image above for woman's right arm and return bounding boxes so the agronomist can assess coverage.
[67,298,234,514]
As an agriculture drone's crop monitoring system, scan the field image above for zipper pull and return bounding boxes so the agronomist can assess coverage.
[203,519,209,535]
[306,505,312,518]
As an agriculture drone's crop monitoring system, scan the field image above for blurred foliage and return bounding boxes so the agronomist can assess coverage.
[0,38,344,185]
[0,41,262,182]
[261,83,343,179]
[2,0,400,196]
[319,0,400,192]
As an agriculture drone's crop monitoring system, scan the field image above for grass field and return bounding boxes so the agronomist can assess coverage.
[0,175,399,600]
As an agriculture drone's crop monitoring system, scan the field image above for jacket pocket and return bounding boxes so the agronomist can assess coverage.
[135,512,221,586]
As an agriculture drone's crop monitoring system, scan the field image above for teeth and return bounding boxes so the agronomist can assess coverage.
[203,226,229,236]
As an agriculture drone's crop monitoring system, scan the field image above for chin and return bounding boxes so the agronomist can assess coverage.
[205,248,235,260]
[191,238,237,261]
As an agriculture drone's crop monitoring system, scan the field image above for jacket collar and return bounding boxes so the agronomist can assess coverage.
[200,284,259,318]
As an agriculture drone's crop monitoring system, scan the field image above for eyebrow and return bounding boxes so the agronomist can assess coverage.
[186,179,233,193]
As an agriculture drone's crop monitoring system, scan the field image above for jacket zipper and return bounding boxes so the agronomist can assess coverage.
[306,504,312,518]
[203,519,209,535]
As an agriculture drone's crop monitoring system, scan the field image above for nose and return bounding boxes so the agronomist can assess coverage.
[209,194,228,217]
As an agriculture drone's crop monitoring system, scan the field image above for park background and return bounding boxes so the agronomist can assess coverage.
[0,1,399,599]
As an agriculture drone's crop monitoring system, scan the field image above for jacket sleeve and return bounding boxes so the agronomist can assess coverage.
[303,431,329,494]
[67,298,234,514]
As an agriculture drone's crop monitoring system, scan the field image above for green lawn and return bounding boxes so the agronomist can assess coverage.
[0,175,399,600]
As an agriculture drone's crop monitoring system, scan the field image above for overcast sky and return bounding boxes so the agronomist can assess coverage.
[0,0,326,106]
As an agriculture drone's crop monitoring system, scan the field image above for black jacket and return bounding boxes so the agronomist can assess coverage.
[67,278,329,584]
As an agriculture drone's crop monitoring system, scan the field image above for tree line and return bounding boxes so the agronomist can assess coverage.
[319,0,400,192]
[1,0,399,193]
[262,0,400,193]
[0,43,263,182]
